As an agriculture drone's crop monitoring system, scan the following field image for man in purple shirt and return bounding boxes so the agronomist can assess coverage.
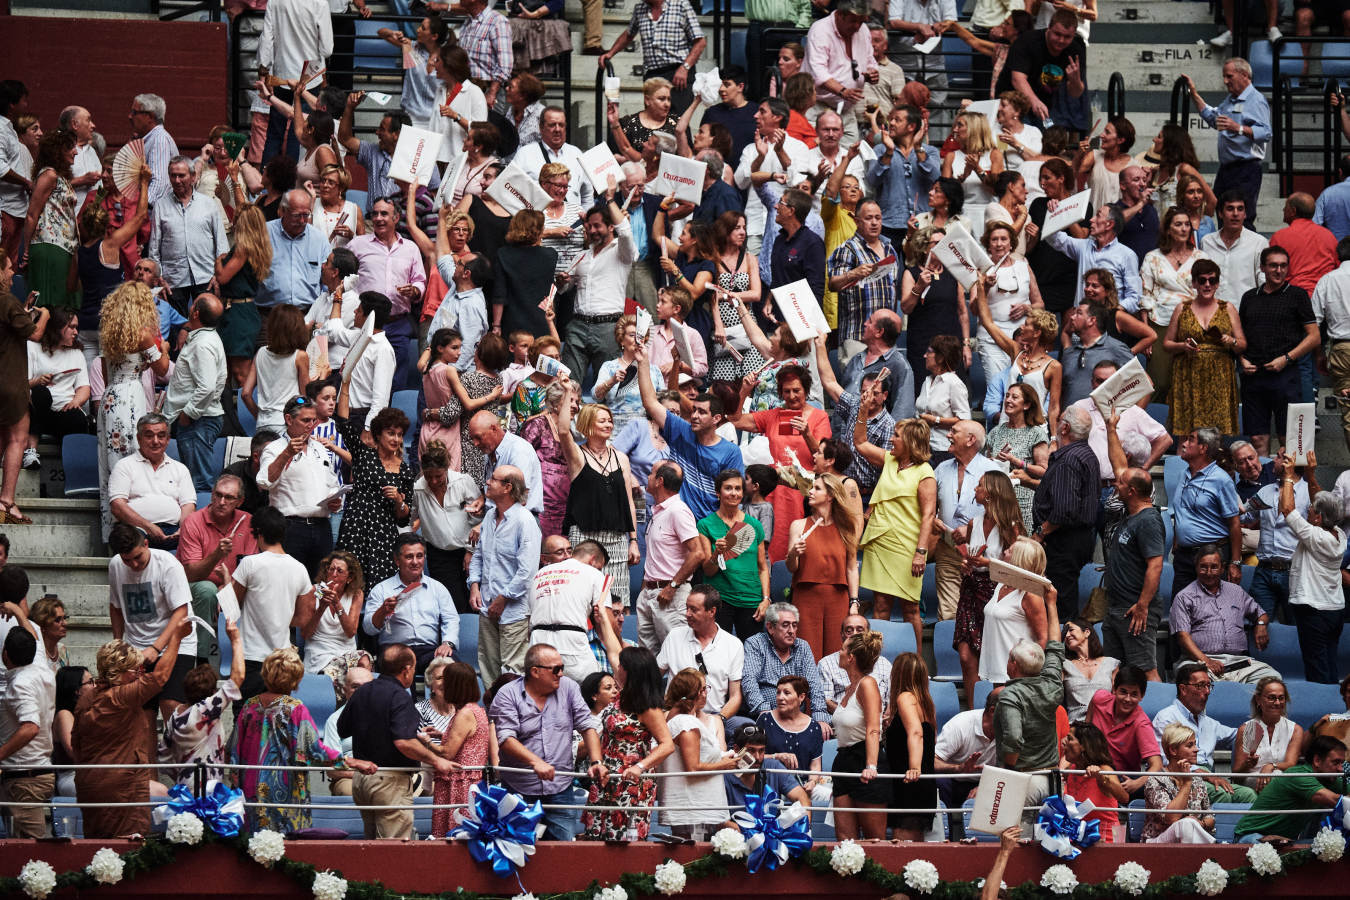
[490,643,609,839]
[347,197,426,391]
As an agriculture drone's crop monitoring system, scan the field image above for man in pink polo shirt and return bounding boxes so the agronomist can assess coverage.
[1086,664,1164,796]
[636,461,707,654]
[177,473,259,661]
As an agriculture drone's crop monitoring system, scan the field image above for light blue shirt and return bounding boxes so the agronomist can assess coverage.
[1197,82,1271,165]
[487,432,544,515]
[431,261,488,373]
[933,454,1000,530]
[257,219,328,309]
[154,295,187,340]
[1250,481,1309,561]
[866,142,939,229]
[1314,179,1350,240]
[468,502,541,626]
[1047,232,1144,312]
[1152,698,1237,769]
[361,572,461,650]
[1173,460,1241,548]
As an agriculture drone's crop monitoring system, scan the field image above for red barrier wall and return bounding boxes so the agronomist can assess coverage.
[0,17,229,151]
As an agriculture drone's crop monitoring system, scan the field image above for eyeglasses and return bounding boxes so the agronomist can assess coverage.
[1195,275,1220,285]
[1261,694,1287,703]
[532,664,565,675]
[1183,681,1213,691]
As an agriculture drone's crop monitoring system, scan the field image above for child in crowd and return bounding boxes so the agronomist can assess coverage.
[743,464,779,542]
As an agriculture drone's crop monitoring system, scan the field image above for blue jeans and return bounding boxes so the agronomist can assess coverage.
[529,785,584,840]
[1248,566,1289,622]
[1238,832,1264,844]
[383,314,418,392]
[176,414,223,492]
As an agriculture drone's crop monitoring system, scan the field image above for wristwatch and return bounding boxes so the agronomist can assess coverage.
[680,62,692,71]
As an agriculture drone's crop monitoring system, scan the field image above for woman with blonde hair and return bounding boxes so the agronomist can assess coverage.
[1233,676,1303,792]
[979,536,1052,684]
[830,629,887,840]
[952,470,1024,704]
[229,647,375,832]
[27,595,70,672]
[612,77,679,163]
[855,416,936,649]
[216,204,274,390]
[73,622,190,838]
[787,473,860,660]
[977,303,1061,433]
[242,304,309,433]
[560,400,640,604]
[538,161,584,276]
[1142,722,1216,843]
[660,667,737,840]
[972,220,1046,418]
[885,652,937,841]
[96,281,169,536]
[313,163,364,247]
[942,110,1004,235]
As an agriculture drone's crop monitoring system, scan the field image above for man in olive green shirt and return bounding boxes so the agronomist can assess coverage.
[993,597,1063,826]
[1234,735,1347,842]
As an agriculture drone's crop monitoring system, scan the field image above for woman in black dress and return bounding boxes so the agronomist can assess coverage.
[494,209,558,338]
[884,652,937,842]
[334,379,414,589]
[610,78,680,162]
[460,163,512,263]
[900,225,969,399]
[559,400,639,608]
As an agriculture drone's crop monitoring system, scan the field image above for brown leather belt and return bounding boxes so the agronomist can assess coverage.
[643,579,676,589]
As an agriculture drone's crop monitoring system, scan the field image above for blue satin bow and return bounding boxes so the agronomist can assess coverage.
[731,787,813,873]
[450,783,544,881]
[152,780,246,837]
[1322,795,1350,836]
[1033,794,1101,860]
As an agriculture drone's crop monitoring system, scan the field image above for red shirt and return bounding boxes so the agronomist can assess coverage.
[1087,688,1162,773]
[177,508,259,587]
[1270,217,1339,293]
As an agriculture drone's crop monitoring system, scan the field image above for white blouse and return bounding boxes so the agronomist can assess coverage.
[917,370,971,452]
[27,345,90,408]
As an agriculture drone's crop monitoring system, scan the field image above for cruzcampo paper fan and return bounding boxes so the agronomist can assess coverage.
[111,139,145,200]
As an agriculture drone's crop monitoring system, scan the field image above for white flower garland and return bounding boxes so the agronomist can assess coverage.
[902,859,940,894]
[654,861,687,895]
[510,894,539,900]
[18,860,56,900]
[165,812,204,845]
[1246,840,1283,876]
[1112,860,1150,896]
[247,830,287,867]
[84,848,125,886]
[1312,827,1346,863]
[1040,863,1078,895]
[595,885,628,900]
[711,827,749,860]
[829,840,866,877]
[1195,859,1229,896]
[312,870,348,900]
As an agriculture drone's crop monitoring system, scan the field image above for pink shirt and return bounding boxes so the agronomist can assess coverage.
[348,233,428,316]
[176,508,259,587]
[803,14,876,109]
[645,495,700,581]
[1074,399,1169,480]
[1087,688,1162,773]
[648,322,708,378]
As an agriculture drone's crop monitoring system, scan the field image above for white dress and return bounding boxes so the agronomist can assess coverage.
[97,347,162,539]
[979,586,1030,684]
[316,200,362,248]
[659,714,728,827]
[951,149,994,236]
[977,257,1032,404]
[303,591,359,673]
[252,348,300,434]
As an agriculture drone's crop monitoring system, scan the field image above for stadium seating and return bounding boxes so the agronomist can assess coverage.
[1253,622,1305,681]
[1140,681,1177,720]
[390,390,420,448]
[60,434,100,497]
[296,673,338,730]
[1286,681,1345,730]
[868,617,917,665]
[1249,39,1303,90]
[1206,680,1255,729]
[931,681,960,726]
[931,619,961,681]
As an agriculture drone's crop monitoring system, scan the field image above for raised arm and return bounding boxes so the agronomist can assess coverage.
[633,343,668,428]
[338,92,364,156]
[973,279,1017,355]
[813,334,843,403]
[850,388,888,468]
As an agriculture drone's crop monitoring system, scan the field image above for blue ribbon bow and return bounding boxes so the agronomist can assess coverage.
[152,780,246,837]
[450,783,544,882]
[731,787,813,873]
[1321,795,1350,836]
[1033,794,1101,860]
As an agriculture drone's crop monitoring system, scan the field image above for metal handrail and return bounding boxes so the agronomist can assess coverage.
[1270,36,1350,195]
[1107,71,1126,121]
[593,60,617,159]
[1169,76,1192,130]
[157,0,223,22]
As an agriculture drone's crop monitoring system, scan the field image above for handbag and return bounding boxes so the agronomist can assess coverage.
[1082,569,1108,624]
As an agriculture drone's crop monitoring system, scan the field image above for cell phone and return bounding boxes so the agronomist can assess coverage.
[1222,659,1252,673]
[1088,136,1101,150]
[778,421,797,436]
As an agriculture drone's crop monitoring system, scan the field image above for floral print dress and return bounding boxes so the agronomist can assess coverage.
[583,703,657,840]
[227,694,341,833]
[520,414,570,537]
[160,681,242,786]
[98,347,162,538]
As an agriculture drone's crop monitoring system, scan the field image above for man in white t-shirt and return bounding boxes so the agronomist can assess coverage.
[530,538,613,681]
[0,567,42,679]
[229,507,316,703]
[0,625,56,837]
[107,522,198,721]
[108,413,198,550]
[657,586,744,726]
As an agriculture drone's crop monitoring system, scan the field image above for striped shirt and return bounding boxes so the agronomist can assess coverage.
[1032,438,1100,529]
[741,632,831,722]
[310,418,346,485]
[833,390,893,496]
[143,124,180,208]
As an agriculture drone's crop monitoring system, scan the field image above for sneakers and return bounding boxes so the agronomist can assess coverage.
[1210,30,1233,48]
[21,448,39,470]
[1268,27,1283,42]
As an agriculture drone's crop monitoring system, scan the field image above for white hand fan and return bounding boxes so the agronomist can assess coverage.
[112,139,145,202]
[716,520,757,571]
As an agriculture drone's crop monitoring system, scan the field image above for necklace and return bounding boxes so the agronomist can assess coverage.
[582,443,616,475]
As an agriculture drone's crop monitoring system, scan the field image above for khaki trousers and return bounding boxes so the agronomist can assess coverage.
[2,773,54,838]
[353,770,415,839]
[933,540,963,620]
[1328,342,1350,451]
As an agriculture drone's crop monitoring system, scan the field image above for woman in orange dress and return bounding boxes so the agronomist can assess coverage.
[786,474,859,661]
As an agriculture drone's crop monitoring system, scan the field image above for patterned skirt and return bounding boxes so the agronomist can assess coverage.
[953,570,995,654]
[568,527,630,609]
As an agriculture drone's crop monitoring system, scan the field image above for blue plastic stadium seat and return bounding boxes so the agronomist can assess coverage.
[1322,42,1350,79]
[217,611,234,676]
[52,797,83,838]
[455,614,479,669]
[347,189,369,214]
[235,391,257,437]
[1286,681,1345,730]
[1146,403,1169,430]
[971,680,992,710]
[920,564,938,623]
[1078,565,1104,613]
[355,19,403,71]
[1212,802,1250,843]
[391,390,420,448]
[61,433,100,497]
[942,35,974,88]
[210,436,228,475]
[961,798,1001,841]
[730,29,747,70]
[932,619,961,681]
[868,616,917,664]
[197,491,212,510]
[1206,680,1254,729]
[166,439,180,462]
[296,672,338,729]
[1140,681,1176,720]
[769,560,793,603]
[1127,797,1146,842]
[1162,455,1187,510]
[931,681,960,727]
[1253,622,1304,681]
[1249,40,1302,90]
[413,795,435,836]
[307,795,365,836]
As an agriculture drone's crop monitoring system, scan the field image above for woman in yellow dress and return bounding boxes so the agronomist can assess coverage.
[853,401,937,655]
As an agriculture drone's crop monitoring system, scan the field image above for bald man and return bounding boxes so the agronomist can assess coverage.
[469,465,543,683]
[163,293,228,492]
[1271,192,1340,294]
[1111,165,1160,265]
[466,410,543,516]
[838,308,915,423]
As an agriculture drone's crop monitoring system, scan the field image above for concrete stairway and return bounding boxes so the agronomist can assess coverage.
[7,453,112,671]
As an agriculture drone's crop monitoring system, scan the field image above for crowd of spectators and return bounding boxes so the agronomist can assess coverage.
[0,0,1348,851]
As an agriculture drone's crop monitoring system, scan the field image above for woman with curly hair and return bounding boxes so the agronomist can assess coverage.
[241,304,310,433]
[23,130,80,309]
[302,550,367,678]
[97,282,169,536]
[216,204,274,390]
[76,163,150,358]
[1143,123,1212,217]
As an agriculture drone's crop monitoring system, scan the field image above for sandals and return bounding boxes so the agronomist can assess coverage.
[0,502,32,525]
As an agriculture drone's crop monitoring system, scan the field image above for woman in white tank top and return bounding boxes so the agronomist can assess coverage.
[942,111,1004,238]
[829,630,888,841]
[242,305,310,434]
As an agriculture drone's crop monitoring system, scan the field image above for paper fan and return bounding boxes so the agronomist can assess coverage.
[716,520,756,570]
[111,139,145,200]
[221,131,248,160]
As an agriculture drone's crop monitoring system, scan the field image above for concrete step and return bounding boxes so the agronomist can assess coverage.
[1098,1,1217,26]
[1090,43,1228,92]
[5,523,106,559]
[20,496,100,526]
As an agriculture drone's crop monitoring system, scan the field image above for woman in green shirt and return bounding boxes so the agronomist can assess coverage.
[697,470,770,640]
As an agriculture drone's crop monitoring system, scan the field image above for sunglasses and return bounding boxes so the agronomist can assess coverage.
[694,652,708,675]
[532,664,565,675]
[1195,275,1219,285]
